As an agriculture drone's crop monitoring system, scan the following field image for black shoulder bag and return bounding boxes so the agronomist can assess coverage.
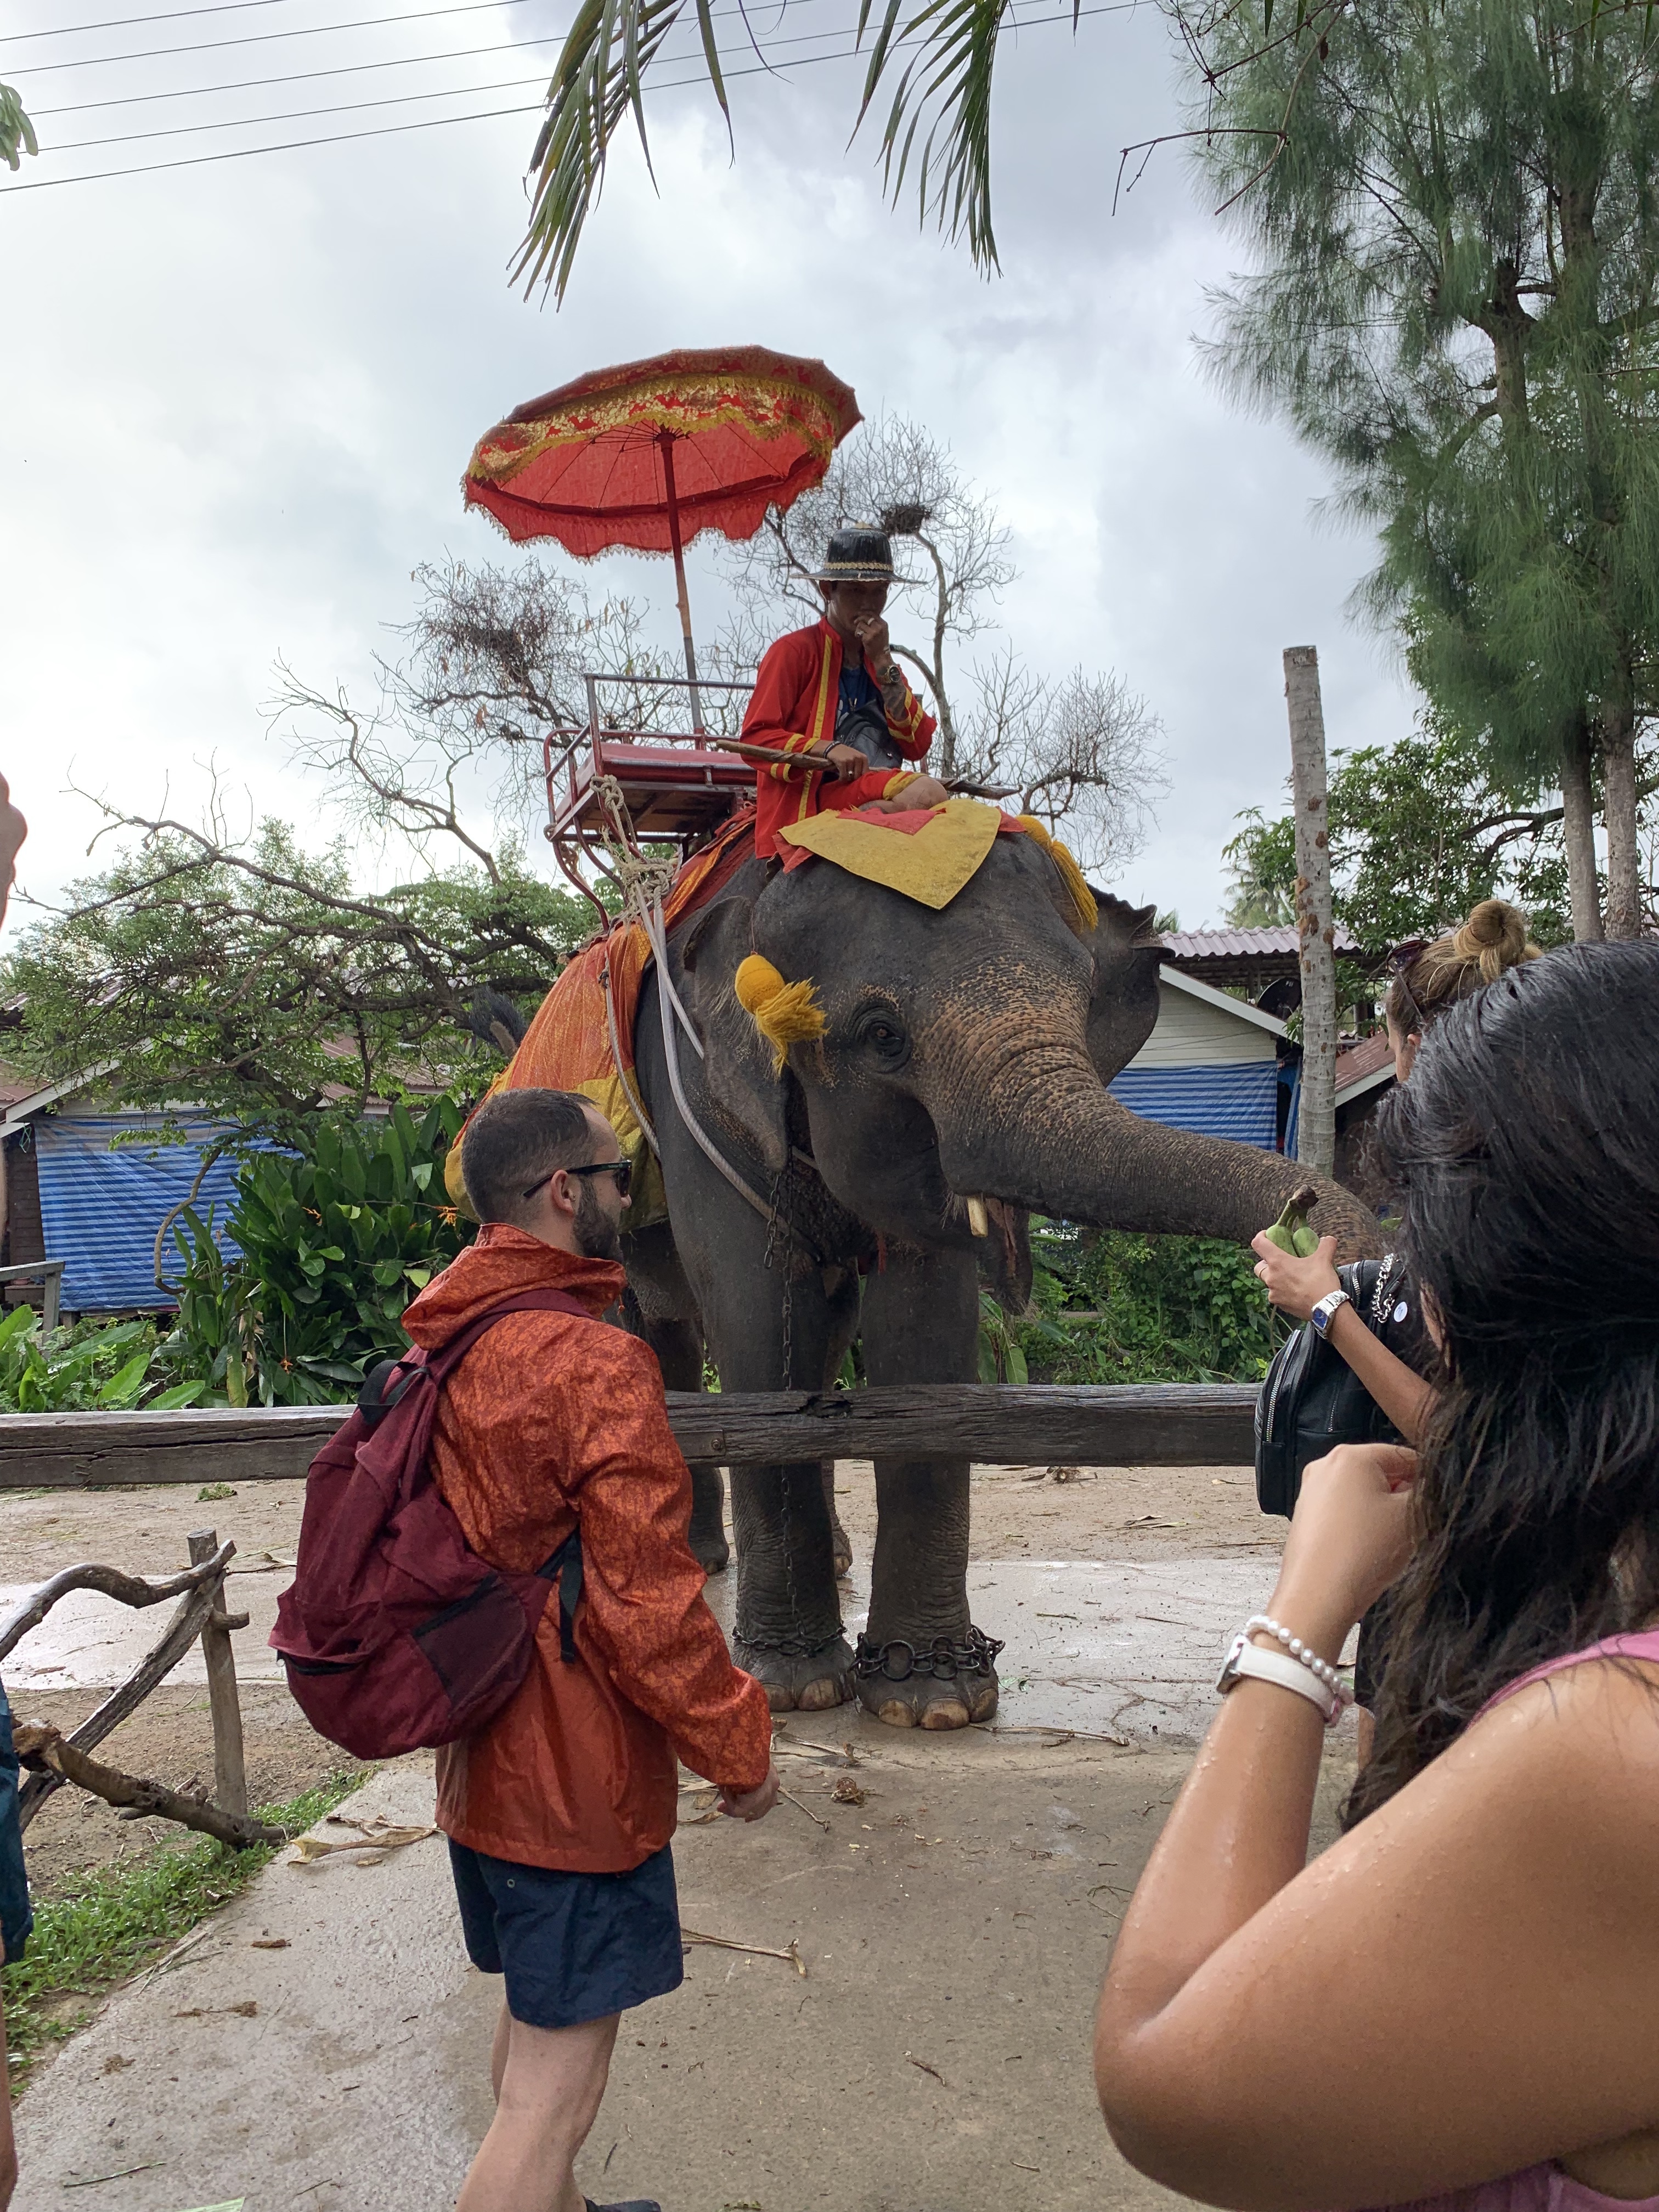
[1254,1255,1423,1517]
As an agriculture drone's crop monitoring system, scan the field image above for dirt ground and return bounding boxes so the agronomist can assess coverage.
[0,1461,1278,1903]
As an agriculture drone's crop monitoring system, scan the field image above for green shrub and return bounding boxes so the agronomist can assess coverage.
[167,1099,467,1406]
[1017,1224,1279,1385]
[0,1310,202,1414]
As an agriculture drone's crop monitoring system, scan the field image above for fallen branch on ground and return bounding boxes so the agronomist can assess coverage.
[11,1724,286,1850]
[680,1927,806,1976]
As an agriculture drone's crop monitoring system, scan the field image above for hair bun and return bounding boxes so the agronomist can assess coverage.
[1450,899,1537,983]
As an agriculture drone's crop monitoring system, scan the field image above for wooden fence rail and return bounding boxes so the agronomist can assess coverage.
[0,1383,1261,1488]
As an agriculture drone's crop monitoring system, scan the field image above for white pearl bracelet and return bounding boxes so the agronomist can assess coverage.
[1245,1614,1352,1707]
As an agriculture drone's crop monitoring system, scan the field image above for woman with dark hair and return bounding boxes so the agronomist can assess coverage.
[1252,898,1541,1445]
[1095,940,1659,2212]
[1252,899,1541,1748]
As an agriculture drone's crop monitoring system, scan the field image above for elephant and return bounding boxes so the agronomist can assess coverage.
[611,826,1380,1731]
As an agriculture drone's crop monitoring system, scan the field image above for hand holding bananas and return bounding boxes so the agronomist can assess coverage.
[1250,1187,1342,1325]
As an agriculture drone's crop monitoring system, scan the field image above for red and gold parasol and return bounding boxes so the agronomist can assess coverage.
[462,345,860,727]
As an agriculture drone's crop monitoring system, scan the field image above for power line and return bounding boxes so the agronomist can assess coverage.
[53,66,544,146]
[36,1,910,148]
[2,0,303,49]
[9,0,527,77]
[22,0,866,118]
[1,1,1122,192]
[29,32,557,114]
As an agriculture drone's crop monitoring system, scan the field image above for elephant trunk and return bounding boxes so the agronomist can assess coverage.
[938,1046,1383,1258]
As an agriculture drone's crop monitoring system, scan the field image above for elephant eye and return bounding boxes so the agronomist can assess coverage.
[855,1012,910,1068]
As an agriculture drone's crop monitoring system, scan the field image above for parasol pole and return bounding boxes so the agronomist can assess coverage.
[657,430,706,735]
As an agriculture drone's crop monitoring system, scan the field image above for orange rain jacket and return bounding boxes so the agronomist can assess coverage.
[742,617,936,857]
[402,1226,773,1873]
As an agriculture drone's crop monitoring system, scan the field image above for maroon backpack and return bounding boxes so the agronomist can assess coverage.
[270,1290,590,1760]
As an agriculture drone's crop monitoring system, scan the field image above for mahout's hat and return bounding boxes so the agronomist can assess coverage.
[812,524,904,585]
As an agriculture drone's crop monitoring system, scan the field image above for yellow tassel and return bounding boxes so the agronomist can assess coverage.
[1016,815,1098,935]
[734,953,827,1074]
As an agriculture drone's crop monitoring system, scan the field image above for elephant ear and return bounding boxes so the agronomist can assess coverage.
[677,895,789,1176]
[1084,893,1168,1082]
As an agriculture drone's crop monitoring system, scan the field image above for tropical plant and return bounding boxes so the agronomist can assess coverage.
[1018,1223,1278,1385]
[0,82,35,173]
[0,1309,203,1415]
[167,1100,469,1406]
[513,0,1291,298]
[1193,0,1659,943]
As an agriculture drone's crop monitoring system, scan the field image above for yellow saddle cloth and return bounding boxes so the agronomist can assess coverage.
[776,796,1005,910]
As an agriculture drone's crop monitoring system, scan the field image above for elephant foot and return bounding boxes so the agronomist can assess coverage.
[690,1522,730,1575]
[853,1627,1003,1731]
[732,1633,855,1714]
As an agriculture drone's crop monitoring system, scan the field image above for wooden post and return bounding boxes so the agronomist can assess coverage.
[188,1527,249,1818]
[1283,646,1337,1180]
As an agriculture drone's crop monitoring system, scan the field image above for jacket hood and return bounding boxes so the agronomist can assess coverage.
[402,1224,626,1352]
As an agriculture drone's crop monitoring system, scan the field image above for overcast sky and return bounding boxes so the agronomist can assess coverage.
[0,0,1415,942]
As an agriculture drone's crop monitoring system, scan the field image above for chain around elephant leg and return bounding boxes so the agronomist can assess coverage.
[852,1624,1002,1729]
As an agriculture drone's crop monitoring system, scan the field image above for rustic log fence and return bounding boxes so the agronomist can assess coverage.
[0,1525,285,1850]
[0,1383,1260,1490]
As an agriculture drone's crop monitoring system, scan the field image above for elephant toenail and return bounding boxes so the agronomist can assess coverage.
[877,1699,918,1727]
[921,1699,970,1731]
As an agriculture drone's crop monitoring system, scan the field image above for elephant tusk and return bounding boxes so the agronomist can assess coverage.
[964,1195,990,1240]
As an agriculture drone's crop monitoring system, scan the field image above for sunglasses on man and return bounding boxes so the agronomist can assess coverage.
[522,1159,633,1203]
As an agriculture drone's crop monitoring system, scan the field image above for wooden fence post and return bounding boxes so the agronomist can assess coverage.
[188,1527,249,1818]
[1283,645,1337,1180]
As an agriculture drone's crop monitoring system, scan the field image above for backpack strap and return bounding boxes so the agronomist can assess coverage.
[537,1526,584,1664]
[357,1289,592,1431]
[428,1288,592,1661]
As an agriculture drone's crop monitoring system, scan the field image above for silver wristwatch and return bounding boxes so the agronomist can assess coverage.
[1310,1288,1351,1338]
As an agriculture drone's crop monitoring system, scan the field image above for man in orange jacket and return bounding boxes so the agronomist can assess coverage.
[404,1086,777,2212]
[741,524,951,857]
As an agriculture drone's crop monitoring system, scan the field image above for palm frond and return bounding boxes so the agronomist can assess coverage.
[855,0,1009,272]
[514,0,706,301]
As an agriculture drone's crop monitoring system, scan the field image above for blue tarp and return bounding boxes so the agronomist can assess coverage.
[33,1116,245,1313]
[1109,1061,1279,1151]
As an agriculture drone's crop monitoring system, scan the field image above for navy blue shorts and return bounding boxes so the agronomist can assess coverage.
[449,1840,683,2030]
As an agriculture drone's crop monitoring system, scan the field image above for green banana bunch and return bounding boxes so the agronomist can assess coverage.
[1262,1184,1322,1258]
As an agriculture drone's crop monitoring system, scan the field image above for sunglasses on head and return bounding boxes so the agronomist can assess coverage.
[1389,939,1428,1035]
[522,1159,633,1203]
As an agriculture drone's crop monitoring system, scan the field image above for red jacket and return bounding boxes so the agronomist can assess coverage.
[402,1227,772,1872]
[741,618,936,857]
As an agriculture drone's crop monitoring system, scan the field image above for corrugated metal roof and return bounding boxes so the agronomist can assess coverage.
[35,1115,246,1312]
[1109,1062,1279,1150]
[1160,926,1363,961]
[1335,1031,1396,1101]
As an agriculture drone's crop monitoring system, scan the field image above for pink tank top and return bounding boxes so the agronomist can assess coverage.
[1383,1627,1659,2212]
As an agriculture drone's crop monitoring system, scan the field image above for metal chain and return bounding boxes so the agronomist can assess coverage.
[853,1626,1005,1683]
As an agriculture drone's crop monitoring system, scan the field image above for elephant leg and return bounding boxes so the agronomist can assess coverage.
[820,1265,862,1582]
[639,1313,728,1575]
[624,1224,727,1574]
[856,1245,996,1731]
[699,1239,853,1715]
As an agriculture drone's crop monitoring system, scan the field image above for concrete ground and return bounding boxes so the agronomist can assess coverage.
[10,1734,1359,2212]
[2,1459,1358,2211]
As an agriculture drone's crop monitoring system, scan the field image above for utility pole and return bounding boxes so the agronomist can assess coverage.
[1283,646,1336,1180]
